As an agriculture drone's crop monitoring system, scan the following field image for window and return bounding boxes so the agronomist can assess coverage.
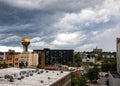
[9,63,13,66]
[10,58,12,60]
[15,58,18,61]
[15,63,18,65]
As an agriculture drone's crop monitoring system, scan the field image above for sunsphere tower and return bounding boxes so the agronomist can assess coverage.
[21,37,30,52]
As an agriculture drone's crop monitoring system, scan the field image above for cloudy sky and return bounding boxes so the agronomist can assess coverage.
[0,0,120,52]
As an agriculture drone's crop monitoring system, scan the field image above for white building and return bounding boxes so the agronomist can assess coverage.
[82,57,95,63]
[109,38,120,86]
[19,52,38,67]
[0,68,71,86]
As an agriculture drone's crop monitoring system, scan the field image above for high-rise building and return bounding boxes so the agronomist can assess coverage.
[109,38,120,86]
[33,48,74,67]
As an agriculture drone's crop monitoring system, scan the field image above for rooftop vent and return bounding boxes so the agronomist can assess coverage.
[48,77,50,79]
[40,80,44,83]
[4,75,10,79]
[26,74,29,77]
[18,77,21,80]
[36,68,39,72]
[21,76,24,79]
[37,72,40,74]
[61,71,63,73]
[10,78,14,82]
[30,73,33,76]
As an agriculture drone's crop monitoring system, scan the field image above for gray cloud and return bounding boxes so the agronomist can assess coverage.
[0,0,102,12]
[0,0,120,52]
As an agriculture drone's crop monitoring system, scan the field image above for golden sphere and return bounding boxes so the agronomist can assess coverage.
[21,37,30,46]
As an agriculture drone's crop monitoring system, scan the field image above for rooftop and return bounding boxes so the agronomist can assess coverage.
[0,68,70,86]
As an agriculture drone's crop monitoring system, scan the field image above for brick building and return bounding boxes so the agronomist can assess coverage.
[5,49,20,68]
[93,47,102,53]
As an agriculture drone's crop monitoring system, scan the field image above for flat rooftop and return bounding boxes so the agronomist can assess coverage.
[0,68,70,86]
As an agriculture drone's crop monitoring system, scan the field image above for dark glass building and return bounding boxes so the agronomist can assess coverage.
[33,48,74,65]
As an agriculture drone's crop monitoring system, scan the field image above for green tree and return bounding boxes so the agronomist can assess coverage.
[2,62,8,68]
[25,62,28,67]
[71,75,87,86]
[19,62,24,68]
[74,53,82,67]
[36,65,41,68]
[87,68,99,82]
[67,61,75,67]
[101,58,116,72]
[0,63,2,68]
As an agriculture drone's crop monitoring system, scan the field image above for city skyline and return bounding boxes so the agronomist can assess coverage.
[0,0,120,52]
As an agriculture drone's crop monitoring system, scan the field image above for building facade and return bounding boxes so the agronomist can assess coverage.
[33,48,74,67]
[93,47,102,53]
[0,52,5,63]
[0,50,20,68]
[117,38,120,74]
[82,57,95,63]
[19,52,38,67]
[109,38,120,86]
[5,50,20,68]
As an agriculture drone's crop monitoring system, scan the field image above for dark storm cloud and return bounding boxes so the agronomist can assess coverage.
[0,0,119,52]
[0,0,102,12]
[0,3,32,25]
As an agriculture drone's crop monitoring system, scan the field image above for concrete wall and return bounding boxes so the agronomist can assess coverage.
[109,72,120,86]
[50,73,71,86]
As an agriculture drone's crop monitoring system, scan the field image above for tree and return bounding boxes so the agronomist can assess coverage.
[2,62,8,68]
[87,68,99,82]
[36,65,41,68]
[0,63,2,68]
[101,58,117,72]
[71,75,87,86]
[19,62,24,68]
[67,61,75,67]
[25,62,28,67]
[74,53,82,67]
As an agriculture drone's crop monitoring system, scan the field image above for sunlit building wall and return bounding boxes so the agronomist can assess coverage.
[19,52,38,67]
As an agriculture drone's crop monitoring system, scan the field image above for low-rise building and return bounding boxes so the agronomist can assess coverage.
[0,52,5,65]
[0,68,71,86]
[5,50,20,68]
[82,57,95,63]
[19,52,38,68]
[0,50,20,68]
[93,47,102,53]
